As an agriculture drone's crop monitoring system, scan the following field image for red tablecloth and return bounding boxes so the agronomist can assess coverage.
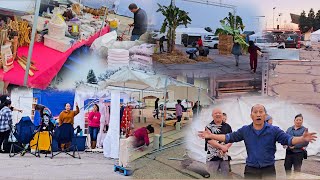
[1,26,110,89]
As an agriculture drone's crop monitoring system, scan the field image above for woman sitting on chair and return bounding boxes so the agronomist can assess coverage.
[58,102,79,151]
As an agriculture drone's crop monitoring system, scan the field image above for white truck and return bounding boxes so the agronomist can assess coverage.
[159,99,192,111]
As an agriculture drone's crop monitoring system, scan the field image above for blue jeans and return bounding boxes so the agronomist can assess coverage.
[89,127,100,141]
[131,34,141,41]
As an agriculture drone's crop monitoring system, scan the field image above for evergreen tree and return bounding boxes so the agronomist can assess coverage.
[87,69,97,84]
[315,10,320,31]
[299,10,309,33]
[307,8,316,30]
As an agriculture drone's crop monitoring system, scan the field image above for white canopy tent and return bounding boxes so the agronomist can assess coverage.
[99,67,199,149]
[186,96,320,164]
[310,29,320,42]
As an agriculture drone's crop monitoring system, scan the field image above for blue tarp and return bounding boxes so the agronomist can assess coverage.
[33,89,75,126]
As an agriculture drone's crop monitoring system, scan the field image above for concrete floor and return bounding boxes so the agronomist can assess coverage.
[154,46,263,81]
[0,152,130,180]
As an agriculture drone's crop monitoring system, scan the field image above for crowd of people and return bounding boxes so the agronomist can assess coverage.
[0,93,107,153]
[198,104,317,179]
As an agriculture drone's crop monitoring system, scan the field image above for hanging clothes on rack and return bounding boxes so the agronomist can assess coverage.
[97,103,110,148]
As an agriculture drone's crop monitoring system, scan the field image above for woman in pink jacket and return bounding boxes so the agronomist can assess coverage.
[88,104,101,149]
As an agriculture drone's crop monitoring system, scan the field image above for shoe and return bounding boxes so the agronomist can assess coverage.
[236,63,239,66]
[91,141,96,149]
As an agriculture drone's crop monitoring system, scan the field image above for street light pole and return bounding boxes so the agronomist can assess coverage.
[273,7,276,30]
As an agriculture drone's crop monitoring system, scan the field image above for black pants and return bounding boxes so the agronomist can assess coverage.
[160,44,164,52]
[174,116,182,126]
[0,130,10,153]
[284,151,304,173]
[154,108,159,119]
[244,165,276,179]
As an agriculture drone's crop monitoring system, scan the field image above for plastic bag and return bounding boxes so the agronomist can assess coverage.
[1,43,14,72]
[8,127,17,143]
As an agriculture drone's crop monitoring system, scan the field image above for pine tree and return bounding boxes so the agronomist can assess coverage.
[315,10,320,31]
[299,10,309,33]
[307,8,316,30]
[87,69,97,84]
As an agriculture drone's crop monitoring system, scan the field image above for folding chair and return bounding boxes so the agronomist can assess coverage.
[50,123,81,159]
[9,116,39,157]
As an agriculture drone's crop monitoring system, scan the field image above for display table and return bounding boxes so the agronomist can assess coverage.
[0,26,110,89]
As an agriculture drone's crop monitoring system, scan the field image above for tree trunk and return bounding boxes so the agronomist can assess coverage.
[172,27,176,52]
[167,27,172,53]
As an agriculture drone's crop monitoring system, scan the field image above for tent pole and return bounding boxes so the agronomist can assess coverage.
[197,85,201,117]
[24,0,41,86]
[141,90,144,121]
[160,77,168,149]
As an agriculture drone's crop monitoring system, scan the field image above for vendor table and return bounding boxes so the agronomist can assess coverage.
[0,26,110,89]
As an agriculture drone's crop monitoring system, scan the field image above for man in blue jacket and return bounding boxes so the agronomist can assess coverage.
[198,104,317,179]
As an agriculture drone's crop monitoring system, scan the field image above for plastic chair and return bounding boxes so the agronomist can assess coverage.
[9,116,39,157]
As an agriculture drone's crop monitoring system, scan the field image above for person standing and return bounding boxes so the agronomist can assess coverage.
[284,114,309,174]
[197,38,203,47]
[192,101,202,118]
[248,41,262,73]
[0,100,12,153]
[0,95,22,113]
[198,104,317,179]
[205,108,232,178]
[58,102,80,150]
[153,98,160,119]
[265,114,273,125]
[232,42,242,66]
[88,104,101,149]
[159,36,166,53]
[128,3,148,41]
[174,100,183,127]
[222,113,227,123]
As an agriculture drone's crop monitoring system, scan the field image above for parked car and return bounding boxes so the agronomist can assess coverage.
[127,101,146,109]
[203,35,219,49]
[159,99,192,111]
[255,38,279,49]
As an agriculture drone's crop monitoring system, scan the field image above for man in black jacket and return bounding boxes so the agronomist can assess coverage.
[128,3,148,41]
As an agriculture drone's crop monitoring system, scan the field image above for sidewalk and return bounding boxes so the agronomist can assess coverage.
[0,152,129,180]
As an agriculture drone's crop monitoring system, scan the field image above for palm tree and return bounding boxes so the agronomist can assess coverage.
[157,2,192,53]
[215,12,245,36]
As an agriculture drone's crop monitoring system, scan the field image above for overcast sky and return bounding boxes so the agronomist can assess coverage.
[72,0,320,32]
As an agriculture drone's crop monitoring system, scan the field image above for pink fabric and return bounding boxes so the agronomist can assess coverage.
[88,111,101,127]
[176,104,183,116]
[0,26,110,89]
